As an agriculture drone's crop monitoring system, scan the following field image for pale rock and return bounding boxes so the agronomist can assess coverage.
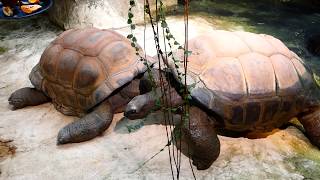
[0,15,319,180]
[48,0,177,30]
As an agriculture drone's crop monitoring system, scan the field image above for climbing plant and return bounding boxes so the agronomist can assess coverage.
[126,0,196,179]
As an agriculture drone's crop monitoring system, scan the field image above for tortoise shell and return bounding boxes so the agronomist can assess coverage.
[29,27,147,116]
[172,30,318,132]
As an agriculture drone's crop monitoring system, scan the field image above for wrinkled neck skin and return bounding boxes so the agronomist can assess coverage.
[108,78,142,113]
[124,69,185,120]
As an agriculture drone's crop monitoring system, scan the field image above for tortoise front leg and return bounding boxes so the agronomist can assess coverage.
[8,87,50,109]
[57,100,113,145]
[179,106,220,170]
[298,108,320,148]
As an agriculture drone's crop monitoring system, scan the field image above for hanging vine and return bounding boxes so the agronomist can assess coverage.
[126,0,195,179]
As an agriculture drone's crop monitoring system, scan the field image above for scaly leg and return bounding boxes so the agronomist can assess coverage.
[57,100,113,145]
[179,106,220,170]
[298,108,320,148]
[9,87,50,109]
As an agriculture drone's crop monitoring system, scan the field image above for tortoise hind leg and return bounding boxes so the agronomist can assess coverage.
[57,100,113,145]
[8,87,50,110]
[178,106,220,170]
[298,108,320,148]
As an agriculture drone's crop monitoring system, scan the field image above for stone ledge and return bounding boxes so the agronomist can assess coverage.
[48,0,177,30]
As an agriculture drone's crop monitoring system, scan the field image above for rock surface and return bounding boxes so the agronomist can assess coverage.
[0,15,320,179]
[307,34,320,56]
[48,0,177,30]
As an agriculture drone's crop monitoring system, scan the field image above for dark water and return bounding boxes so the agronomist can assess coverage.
[173,0,320,73]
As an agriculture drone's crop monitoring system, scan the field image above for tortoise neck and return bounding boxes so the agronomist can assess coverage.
[108,78,141,113]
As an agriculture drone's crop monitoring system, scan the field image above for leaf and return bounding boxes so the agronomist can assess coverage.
[130,0,135,6]
[178,46,184,49]
[161,21,168,28]
[313,73,320,87]
[127,19,132,24]
[155,98,162,108]
[174,41,179,45]
[128,12,134,18]
[131,42,136,47]
[187,94,192,100]
[131,24,136,30]
[168,52,172,57]
[184,50,192,56]
[132,37,137,42]
[127,34,133,39]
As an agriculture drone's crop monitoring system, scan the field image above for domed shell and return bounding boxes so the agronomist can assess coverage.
[30,27,148,116]
[172,30,316,131]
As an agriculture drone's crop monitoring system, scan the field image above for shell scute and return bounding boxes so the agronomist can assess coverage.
[40,44,63,81]
[200,57,247,101]
[205,30,250,57]
[270,54,302,96]
[73,57,105,94]
[77,30,122,56]
[235,31,276,57]
[238,52,275,98]
[56,49,82,87]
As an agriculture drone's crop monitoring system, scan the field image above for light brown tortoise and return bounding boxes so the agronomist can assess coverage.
[125,30,320,170]
[8,27,154,144]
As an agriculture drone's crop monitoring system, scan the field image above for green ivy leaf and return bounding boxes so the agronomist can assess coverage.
[128,12,134,18]
[130,0,135,6]
[178,46,184,49]
[313,73,320,87]
[174,41,179,45]
[127,34,133,39]
[187,94,192,100]
[127,19,132,24]
[132,37,137,42]
[131,24,136,30]
[161,21,168,28]
[131,42,136,47]
[184,50,192,56]
[155,98,162,108]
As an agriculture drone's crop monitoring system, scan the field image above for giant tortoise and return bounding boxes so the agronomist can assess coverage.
[125,30,320,170]
[9,27,153,145]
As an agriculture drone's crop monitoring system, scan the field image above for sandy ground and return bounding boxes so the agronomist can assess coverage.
[0,15,320,180]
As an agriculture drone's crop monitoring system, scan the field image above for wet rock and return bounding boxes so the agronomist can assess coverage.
[307,34,320,56]
[48,0,177,30]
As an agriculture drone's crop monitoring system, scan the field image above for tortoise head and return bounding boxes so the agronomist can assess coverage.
[124,69,160,120]
[124,93,154,120]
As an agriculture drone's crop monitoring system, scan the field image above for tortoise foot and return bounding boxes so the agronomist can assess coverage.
[192,156,214,170]
[9,87,49,109]
[57,100,113,145]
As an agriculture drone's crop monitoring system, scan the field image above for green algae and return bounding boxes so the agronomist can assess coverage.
[284,129,320,179]
[0,47,7,55]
